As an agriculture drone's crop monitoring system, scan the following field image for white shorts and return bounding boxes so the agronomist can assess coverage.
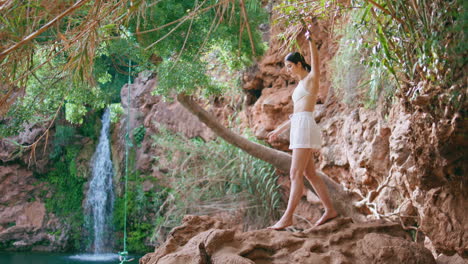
[289,112,322,149]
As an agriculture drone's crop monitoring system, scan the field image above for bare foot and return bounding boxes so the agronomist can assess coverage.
[267,217,293,230]
[314,210,338,226]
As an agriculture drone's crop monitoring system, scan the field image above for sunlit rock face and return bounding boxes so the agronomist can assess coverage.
[119,72,216,140]
[315,101,467,256]
[385,105,467,256]
[0,123,49,172]
[140,215,435,264]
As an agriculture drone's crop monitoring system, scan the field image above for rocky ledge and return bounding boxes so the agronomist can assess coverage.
[140,215,435,264]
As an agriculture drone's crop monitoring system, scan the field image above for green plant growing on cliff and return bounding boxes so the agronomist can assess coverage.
[352,0,466,115]
[77,111,101,141]
[113,169,160,253]
[49,124,77,160]
[109,103,124,124]
[111,126,164,253]
[0,240,15,251]
[329,7,396,108]
[36,115,104,251]
[132,125,146,147]
[43,143,87,251]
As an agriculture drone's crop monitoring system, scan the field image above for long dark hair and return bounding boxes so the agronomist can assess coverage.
[285,52,311,72]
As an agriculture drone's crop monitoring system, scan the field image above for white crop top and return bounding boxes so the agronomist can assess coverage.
[292,80,312,103]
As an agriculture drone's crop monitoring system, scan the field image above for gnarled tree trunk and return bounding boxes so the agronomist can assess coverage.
[177,94,366,222]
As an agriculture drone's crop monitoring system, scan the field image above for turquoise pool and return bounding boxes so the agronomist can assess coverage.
[0,252,141,264]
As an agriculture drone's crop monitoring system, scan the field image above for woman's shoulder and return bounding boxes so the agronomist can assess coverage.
[299,76,314,84]
[304,71,319,82]
[303,73,319,88]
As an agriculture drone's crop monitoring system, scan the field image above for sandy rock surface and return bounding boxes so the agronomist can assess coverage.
[140,215,435,264]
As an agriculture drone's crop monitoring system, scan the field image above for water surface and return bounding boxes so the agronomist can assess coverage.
[0,252,141,264]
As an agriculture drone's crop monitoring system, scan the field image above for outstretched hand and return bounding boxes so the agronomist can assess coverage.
[267,130,280,142]
[305,25,312,41]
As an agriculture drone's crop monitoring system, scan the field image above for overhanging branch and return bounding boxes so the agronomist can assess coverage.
[0,0,92,60]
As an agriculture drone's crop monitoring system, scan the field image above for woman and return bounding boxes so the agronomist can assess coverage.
[267,31,337,229]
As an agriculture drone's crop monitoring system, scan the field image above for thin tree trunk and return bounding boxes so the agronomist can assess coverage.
[177,94,365,222]
[239,0,256,57]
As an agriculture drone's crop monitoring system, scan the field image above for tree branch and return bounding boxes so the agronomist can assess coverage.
[0,0,92,60]
[365,0,405,25]
[239,0,256,56]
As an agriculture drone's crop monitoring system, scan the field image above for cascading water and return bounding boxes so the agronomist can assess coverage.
[84,108,115,254]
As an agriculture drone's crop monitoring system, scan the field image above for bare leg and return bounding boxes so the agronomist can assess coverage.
[268,148,312,230]
[304,152,338,226]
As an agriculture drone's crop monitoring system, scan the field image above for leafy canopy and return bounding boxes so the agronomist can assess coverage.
[0,0,268,138]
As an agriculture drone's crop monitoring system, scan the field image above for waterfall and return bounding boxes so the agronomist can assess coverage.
[85,108,115,254]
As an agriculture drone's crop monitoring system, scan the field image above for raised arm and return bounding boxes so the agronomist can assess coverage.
[304,29,320,96]
[307,32,320,80]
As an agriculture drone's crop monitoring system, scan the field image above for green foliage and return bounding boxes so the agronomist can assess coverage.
[50,125,77,160]
[49,229,62,238]
[2,0,268,138]
[45,145,86,216]
[154,56,220,97]
[127,222,153,253]
[134,0,267,60]
[298,0,465,114]
[39,118,103,251]
[132,125,146,147]
[43,143,87,251]
[274,0,343,26]
[112,128,163,253]
[113,170,160,253]
[150,126,283,239]
[109,103,124,124]
[1,22,149,135]
[93,35,155,103]
[329,8,396,108]
[0,240,15,251]
[65,103,88,124]
[136,0,267,97]
[0,0,130,83]
[273,0,347,50]
[351,0,465,112]
[1,50,108,135]
[77,111,101,140]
